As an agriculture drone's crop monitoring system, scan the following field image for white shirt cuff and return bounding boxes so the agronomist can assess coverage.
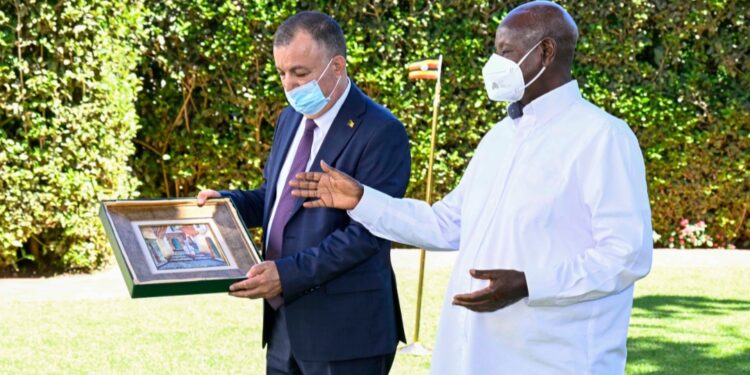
[524,262,560,307]
[348,185,387,225]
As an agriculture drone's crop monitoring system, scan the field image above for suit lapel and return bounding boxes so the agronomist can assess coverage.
[287,83,368,219]
[263,110,303,234]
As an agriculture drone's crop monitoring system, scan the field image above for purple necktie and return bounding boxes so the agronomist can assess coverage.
[265,118,317,309]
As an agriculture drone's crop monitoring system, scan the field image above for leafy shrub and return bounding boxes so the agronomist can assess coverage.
[2,0,747,272]
[134,0,748,249]
[0,1,145,270]
[574,1,749,248]
[131,0,298,199]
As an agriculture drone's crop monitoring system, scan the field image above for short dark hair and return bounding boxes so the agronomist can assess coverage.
[273,11,347,58]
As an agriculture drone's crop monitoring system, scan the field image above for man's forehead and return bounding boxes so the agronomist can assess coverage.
[494,25,520,46]
[274,31,324,67]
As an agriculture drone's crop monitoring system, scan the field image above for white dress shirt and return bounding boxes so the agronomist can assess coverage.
[349,80,653,374]
[266,80,351,245]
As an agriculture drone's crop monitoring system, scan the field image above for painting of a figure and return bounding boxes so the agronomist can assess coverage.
[139,223,229,271]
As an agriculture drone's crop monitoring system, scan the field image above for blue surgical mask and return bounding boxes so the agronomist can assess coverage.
[285,58,342,116]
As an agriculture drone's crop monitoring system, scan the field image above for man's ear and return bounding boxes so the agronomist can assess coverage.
[541,38,557,67]
[332,55,347,75]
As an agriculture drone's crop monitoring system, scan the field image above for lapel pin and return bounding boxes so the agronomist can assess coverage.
[347,119,355,128]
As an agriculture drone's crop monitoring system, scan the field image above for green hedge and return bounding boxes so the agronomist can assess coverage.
[2,0,747,271]
[0,1,144,270]
[134,0,748,249]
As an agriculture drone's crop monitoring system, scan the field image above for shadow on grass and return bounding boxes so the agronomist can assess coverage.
[633,295,750,318]
[0,263,75,278]
[627,295,750,374]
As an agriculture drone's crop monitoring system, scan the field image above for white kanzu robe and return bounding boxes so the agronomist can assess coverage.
[349,81,652,374]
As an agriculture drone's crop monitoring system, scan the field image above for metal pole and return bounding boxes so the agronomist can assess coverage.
[401,55,441,356]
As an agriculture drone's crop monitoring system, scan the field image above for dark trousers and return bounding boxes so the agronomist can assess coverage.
[266,307,395,375]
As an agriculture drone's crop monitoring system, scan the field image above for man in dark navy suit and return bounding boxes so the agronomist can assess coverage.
[197,11,409,375]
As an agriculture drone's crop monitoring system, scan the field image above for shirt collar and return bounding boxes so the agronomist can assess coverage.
[309,78,352,133]
[517,80,582,128]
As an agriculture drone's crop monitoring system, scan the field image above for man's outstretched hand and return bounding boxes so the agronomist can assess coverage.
[290,161,364,209]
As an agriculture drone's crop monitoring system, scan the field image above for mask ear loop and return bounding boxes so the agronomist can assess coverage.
[517,39,546,88]
[321,57,343,100]
[524,66,546,88]
[288,57,336,96]
[326,73,343,100]
[318,58,335,80]
[517,39,544,66]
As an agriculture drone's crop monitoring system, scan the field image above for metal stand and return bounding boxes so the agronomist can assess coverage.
[399,55,442,356]
[398,341,432,356]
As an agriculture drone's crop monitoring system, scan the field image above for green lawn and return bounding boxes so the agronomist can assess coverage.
[1,258,748,374]
[625,266,750,374]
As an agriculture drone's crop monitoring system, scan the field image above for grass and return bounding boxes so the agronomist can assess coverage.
[1,258,748,374]
[626,266,750,374]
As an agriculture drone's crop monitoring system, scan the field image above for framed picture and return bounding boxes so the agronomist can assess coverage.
[99,198,261,298]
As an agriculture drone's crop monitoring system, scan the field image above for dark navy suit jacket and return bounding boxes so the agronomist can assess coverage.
[222,83,409,361]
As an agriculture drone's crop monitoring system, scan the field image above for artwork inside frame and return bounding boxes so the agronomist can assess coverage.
[134,219,237,274]
[99,198,261,298]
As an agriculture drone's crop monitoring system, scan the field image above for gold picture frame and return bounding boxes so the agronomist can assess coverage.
[99,198,261,298]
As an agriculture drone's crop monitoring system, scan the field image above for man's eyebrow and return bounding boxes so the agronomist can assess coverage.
[279,65,311,74]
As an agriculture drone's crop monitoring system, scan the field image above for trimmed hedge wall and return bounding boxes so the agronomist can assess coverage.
[1,0,747,270]
[0,1,144,270]
[134,0,748,249]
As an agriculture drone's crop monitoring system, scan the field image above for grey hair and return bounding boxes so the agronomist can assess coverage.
[273,11,347,59]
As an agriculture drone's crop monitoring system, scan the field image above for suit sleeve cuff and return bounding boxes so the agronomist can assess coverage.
[348,185,387,225]
[218,190,237,203]
[275,257,304,304]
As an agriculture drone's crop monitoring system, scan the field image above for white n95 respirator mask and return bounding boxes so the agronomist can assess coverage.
[482,40,546,102]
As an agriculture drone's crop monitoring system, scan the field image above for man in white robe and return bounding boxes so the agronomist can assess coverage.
[290,1,652,374]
